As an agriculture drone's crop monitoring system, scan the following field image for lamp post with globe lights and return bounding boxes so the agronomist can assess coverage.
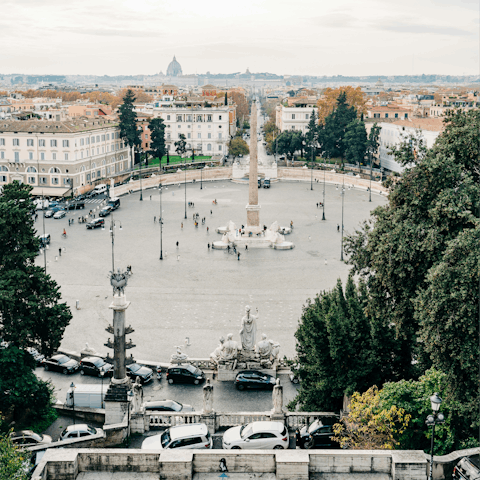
[426,393,445,480]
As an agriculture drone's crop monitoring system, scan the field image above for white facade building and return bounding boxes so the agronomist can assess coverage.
[377,119,443,173]
[0,119,131,196]
[275,105,317,134]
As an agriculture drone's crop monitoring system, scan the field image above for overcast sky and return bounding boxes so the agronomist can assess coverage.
[1,0,478,77]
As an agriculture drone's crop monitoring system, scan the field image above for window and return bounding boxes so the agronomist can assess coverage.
[96,136,100,142]
[395,113,399,118]
[86,174,91,181]
[404,113,408,118]
[292,114,296,120]
[198,133,201,139]
[101,135,105,141]
[145,134,148,139]
[187,115,192,122]
[97,148,99,155]
[92,171,96,179]
[40,152,45,160]
[14,152,19,162]
[374,113,380,118]
[52,177,59,185]
[39,139,45,147]
[0,176,6,183]
[50,167,60,173]
[218,133,222,139]
[0,152,4,159]
[28,176,35,184]
[207,115,212,122]
[27,139,34,146]
[52,153,56,160]
[13,138,19,146]
[218,145,222,151]
[385,113,389,118]
[62,140,69,147]
[65,153,69,160]
[50,139,57,147]
[197,115,202,122]
[29,152,33,160]
[219,115,222,120]
[208,133,211,139]
[187,133,191,139]
[167,115,170,121]
[0,139,4,146]
[177,115,182,122]
[91,136,95,143]
[80,138,84,146]
[306,114,309,119]
[207,144,212,151]
[39,177,47,184]
[86,137,90,145]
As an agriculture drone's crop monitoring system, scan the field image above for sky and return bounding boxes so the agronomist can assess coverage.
[1,0,478,77]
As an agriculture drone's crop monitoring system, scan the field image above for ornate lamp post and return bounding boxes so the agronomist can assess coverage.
[426,393,445,480]
[369,151,373,202]
[100,370,105,408]
[311,142,314,191]
[139,147,143,201]
[322,154,326,221]
[200,165,203,190]
[159,184,163,260]
[70,382,76,425]
[340,178,345,261]
[184,155,187,220]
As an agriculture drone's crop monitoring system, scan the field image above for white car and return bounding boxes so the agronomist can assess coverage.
[222,421,289,450]
[53,210,66,219]
[141,423,212,450]
[60,424,102,440]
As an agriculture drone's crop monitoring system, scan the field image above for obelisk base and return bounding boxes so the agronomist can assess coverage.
[245,204,262,234]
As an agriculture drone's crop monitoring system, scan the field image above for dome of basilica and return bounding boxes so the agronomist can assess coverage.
[167,56,182,77]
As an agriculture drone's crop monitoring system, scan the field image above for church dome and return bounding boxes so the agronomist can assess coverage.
[167,56,182,77]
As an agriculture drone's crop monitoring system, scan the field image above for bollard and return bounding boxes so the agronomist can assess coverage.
[76,300,80,310]
[63,247,66,252]
[55,256,58,261]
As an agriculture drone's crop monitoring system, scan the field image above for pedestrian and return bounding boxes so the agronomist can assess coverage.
[181,222,183,229]
[150,195,151,200]
[176,241,179,248]
[154,216,156,223]
[210,210,212,215]
[59,248,62,257]
[337,224,340,232]
[127,265,132,274]
[35,213,38,221]
[325,258,328,265]
[245,245,248,251]
[237,252,240,261]
[208,243,210,249]
[207,226,209,233]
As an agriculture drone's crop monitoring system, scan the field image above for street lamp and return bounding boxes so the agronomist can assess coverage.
[100,370,105,409]
[159,184,163,260]
[200,165,203,190]
[322,155,326,221]
[70,382,76,425]
[138,147,143,201]
[310,142,314,191]
[184,155,187,220]
[426,393,445,480]
[369,151,373,203]
[340,178,345,261]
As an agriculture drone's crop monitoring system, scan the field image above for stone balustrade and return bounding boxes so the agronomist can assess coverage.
[148,412,203,428]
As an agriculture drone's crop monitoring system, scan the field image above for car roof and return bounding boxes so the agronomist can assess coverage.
[238,370,269,376]
[81,356,102,363]
[250,421,284,433]
[169,423,207,440]
[66,424,89,432]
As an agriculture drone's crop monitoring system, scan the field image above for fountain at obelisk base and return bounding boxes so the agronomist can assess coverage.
[213,101,294,250]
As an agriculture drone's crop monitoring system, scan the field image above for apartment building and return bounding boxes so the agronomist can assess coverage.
[0,119,130,196]
[275,105,317,133]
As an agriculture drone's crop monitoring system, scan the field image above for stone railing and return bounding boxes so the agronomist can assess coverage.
[285,412,338,429]
[148,412,203,428]
[216,412,271,428]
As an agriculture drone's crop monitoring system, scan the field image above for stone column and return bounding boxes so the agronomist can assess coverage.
[110,293,130,382]
[246,102,261,232]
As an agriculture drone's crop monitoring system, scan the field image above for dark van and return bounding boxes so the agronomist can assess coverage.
[107,198,120,210]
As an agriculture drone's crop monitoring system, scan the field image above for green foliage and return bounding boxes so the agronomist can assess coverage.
[305,109,319,159]
[322,92,357,162]
[174,134,187,156]
[276,130,303,159]
[0,182,72,357]
[344,119,367,165]
[228,137,249,158]
[333,386,411,450]
[0,346,54,428]
[290,276,379,412]
[0,425,30,480]
[367,122,381,162]
[118,89,140,152]
[148,117,166,163]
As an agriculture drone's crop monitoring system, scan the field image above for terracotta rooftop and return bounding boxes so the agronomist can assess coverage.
[369,105,410,112]
[392,118,445,132]
[0,119,119,133]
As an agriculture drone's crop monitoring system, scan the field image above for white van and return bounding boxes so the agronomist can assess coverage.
[93,184,107,195]
[65,384,106,409]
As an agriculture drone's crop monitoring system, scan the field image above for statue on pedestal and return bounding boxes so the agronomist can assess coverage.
[110,269,129,296]
[203,378,214,414]
[132,377,143,413]
[272,378,283,415]
[171,346,188,363]
[256,333,280,367]
[218,334,238,370]
[209,336,225,365]
[240,305,258,352]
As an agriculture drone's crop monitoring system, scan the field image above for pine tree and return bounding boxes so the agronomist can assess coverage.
[344,119,368,165]
[118,89,141,168]
[174,134,187,156]
[148,117,166,164]
[305,109,319,161]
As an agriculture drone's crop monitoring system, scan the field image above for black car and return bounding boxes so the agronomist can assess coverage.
[234,370,276,391]
[79,356,113,377]
[143,400,194,413]
[66,201,85,210]
[75,194,86,201]
[454,455,480,479]
[43,354,79,374]
[126,363,153,384]
[296,418,340,449]
[86,218,105,229]
[99,206,113,217]
[166,364,205,385]
[107,198,120,210]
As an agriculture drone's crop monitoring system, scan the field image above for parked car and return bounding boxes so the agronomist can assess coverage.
[44,210,55,218]
[107,198,120,210]
[53,210,66,219]
[143,400,194,413]
[141,424,212,450]
[51,206,66,213]
[86,191,97,198]
[60,424,102,440]
[166,364,205,385]
[235,370,276,391]
[222,421,288,450]
[99,205,113,217]
[453,455,480,480]
[39,233,51,247]
[86,218,105,229]
[66,201,85,210]
[11,430,52,447]
[296,418,340,449]
[43,354,79,374]
[27,347,45,365]
[126,363,153,384]
[79,356,113,377]
[74,194,86,202]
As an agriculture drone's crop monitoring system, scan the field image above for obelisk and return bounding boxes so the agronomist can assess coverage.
[246,101,261,233]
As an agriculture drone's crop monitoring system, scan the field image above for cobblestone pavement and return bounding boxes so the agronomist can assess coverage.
[34,179,386,363]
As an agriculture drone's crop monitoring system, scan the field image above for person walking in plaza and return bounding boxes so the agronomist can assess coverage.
[208,243,210,249]
[58,248,62,257]
[176,241,179,248]
[154,216,156,223]
[207,226,209,233]
[237,252,241,261]
[337,224,340,232]
[181,222,183,229]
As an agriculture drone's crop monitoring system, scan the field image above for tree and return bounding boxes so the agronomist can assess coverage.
[344,109,480,388]
[148,117,166,163]
[316,86,366,123]
[367,122,382,165]
[276,130,303,160]
[289,277,379,412]
[344,119,367,165]
[118,89,141,168]
[228,137,249,159]
[0,421,31,480]
[174,134,187,157]
[0,182,72,357]
[262,119,280,155]
[228,90,249,119]
[322,92,357,165]
[332,386,411,450]
[0,346,54,427]
[305,109,319,160]
[117,88,153,105]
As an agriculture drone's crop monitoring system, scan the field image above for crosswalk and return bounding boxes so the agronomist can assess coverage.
[85,198,104,204]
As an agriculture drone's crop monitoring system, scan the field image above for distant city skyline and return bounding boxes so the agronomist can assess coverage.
[1,0,478,77]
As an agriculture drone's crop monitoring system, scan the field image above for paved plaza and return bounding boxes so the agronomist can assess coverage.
[35,179,386,364]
